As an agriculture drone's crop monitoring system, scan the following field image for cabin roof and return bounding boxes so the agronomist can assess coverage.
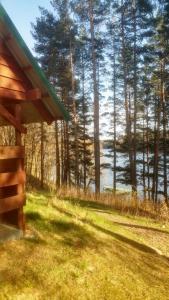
[0,3,69,123]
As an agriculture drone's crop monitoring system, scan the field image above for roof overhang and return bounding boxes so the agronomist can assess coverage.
[0,3,69,124]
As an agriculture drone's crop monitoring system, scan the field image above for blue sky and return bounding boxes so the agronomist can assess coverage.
[1,0,52,52]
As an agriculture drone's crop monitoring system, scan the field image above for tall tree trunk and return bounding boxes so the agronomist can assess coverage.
[161,60,168,205]
[63,122,68,185]
[152,94,161,203]
[89,0,100,195]
[82,52,87,190]
[70,41,79,186]
[61,121,64,184]
[133,0,137,193]
[121,0,135,194]
[113,36,117,195]
[40,122,44,189]
[142,112,146,199]
[146,97,150,201]
[55,121,60,189]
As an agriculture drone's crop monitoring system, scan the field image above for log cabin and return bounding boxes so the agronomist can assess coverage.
[0,4,68,232]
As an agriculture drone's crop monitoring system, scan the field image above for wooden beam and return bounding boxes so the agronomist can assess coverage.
[33,100,54,125]
[0,86,54,124]
[26,88,41,100]
[0,194,26,214]
[0,170,26,188]
[4,34,12,42]
[0,104,27,133]
[0,146,24,159]
[0,88,41,102]
[22,65,32,72]
[0,88,26,101]
[14,104,26,232]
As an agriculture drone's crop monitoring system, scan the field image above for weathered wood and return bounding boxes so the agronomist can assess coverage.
[0,194,26,214]
[0,171,26,188]
[0,104,27,133]
[0,146,24,159]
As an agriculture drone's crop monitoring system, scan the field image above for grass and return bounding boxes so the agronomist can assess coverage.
[0,190,169,300]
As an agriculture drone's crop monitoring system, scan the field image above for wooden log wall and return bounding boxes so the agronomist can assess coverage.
[0,40,31,97]
[0,146,26,224]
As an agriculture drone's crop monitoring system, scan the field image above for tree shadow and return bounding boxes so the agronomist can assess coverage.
[26,209,101,250]
[52,203,169,262]
[112,221,169,235]
[26,211,43,221]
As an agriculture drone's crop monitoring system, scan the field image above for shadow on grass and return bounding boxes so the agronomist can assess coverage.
[112,221,169,235]
[26,212,43,221]
[56,197,168,234]
[52,203,169,262]
[25,210,100,250]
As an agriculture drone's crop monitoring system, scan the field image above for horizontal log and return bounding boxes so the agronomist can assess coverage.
[0,185,17,199]
[0,158,21,173]
[0,171,26,188]
[0,75,26,92]
[0,88,42,102]
[0,64,25,82]
[0,194,26,213]
[0,146,24,159]
[0,88,26,101]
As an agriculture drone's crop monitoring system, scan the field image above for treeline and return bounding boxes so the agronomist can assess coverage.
[1,0,169,204]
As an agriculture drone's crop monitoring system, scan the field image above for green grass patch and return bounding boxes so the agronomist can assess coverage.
[0,191,169,300]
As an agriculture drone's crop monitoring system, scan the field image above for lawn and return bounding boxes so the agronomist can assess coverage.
[0,191,169,300]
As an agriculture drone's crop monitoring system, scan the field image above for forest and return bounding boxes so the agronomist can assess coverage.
[1,0,169,203]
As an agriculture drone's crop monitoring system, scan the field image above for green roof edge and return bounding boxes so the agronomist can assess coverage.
[0,3,70,121]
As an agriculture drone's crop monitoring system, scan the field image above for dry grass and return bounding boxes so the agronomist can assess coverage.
[55,186,169,221]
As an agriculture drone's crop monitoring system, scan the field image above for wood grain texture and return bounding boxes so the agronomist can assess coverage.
[0,146,25,159]
[0,171,26,188]
[0,87,26,101]
[0,194,26,213]
[0,75,26,92]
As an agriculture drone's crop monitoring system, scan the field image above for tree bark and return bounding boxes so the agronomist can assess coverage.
[88,0,100,195]
[55,121,60,189]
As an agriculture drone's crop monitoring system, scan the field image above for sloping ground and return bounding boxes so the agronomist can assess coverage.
[0,191,169,300]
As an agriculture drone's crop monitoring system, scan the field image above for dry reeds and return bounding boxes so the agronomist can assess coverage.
[56,186,169,221]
